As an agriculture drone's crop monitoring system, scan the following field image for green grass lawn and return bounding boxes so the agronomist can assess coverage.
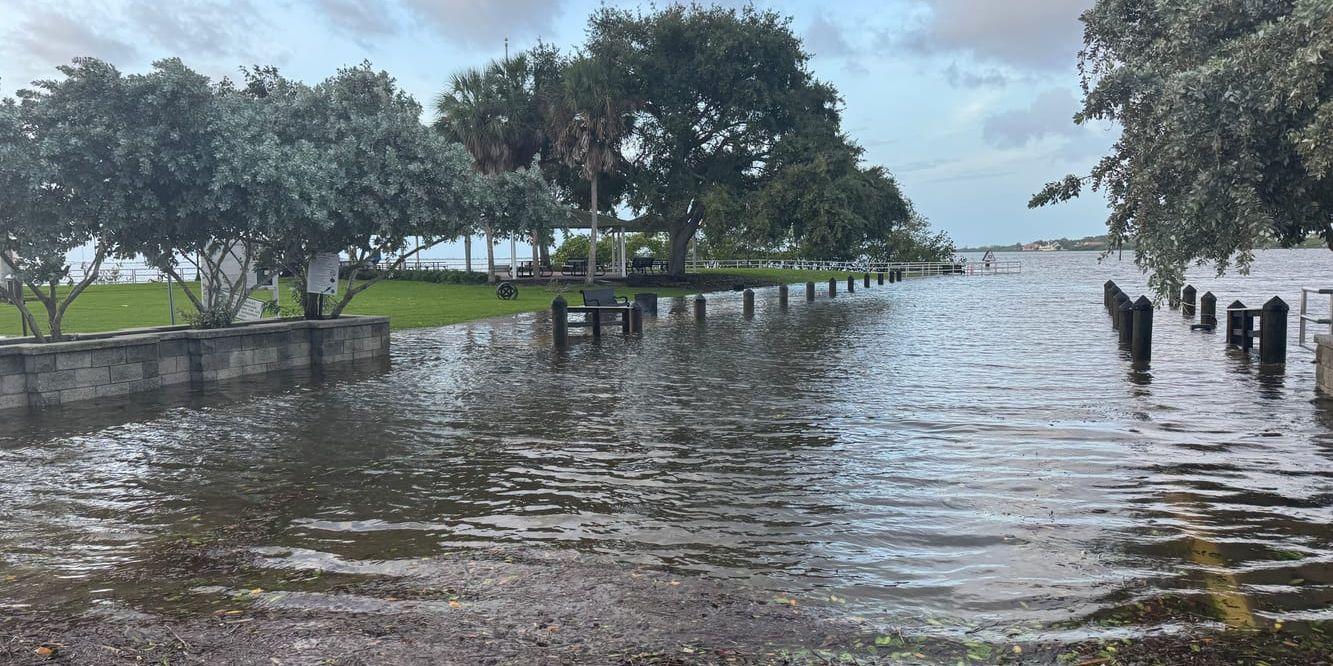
[0,268,858,337]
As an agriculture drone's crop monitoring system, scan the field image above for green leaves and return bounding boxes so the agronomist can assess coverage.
[1034,0,1333,294]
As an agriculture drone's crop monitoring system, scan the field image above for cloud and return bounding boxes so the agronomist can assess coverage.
[124,0,266,57]
[4,6,138,85]
[401,0,564,49]
[981,88,1082,149]
[943,61,1007,88]
[308,0,400,43]
[895,0,1092,72]
[804,13,854,58]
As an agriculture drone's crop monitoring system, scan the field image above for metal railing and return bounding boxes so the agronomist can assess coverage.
[682,258,1021,276]
[1298,287,1333,351]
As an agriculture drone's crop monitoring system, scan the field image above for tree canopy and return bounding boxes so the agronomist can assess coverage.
[1032,0,1333,294]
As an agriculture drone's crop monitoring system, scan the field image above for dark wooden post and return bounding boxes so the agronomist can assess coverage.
[877,272,885,285]
[828,278,837,297]
[898,269,905,282]
[847,275,855,293]
[694,294,706,320]
[1104,280,1117,312]
[1226,300,1249,350]
[1259,296,1288,364]
[805,281,815,301]
[863,273,871,288]
[888,269,897,284]
[1182,285,1197,318]
[1131,296,1153,368]
[552,296,568,349]
[778,284,789,308]
[1199,291,1217,330]
[630,303,643,334]
[591,309,602,337]
[1113,291,1130,330]
[1118,298,1134,345]
[1168,289,1180,310]
[743,288,755,318]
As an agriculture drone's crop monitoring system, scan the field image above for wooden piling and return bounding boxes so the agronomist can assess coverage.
[847,275,855,293]
[1118,298,1134,344]
[1259,296,1288,364]
[630,303,643,334]
[805,281,815,301]
[694,294,707,320]
[1104,280,1117,312]
[1113,291,1131,330]
[877,272,885,285]
[743,288,755,318]
[888,270,897,284]
[1226,300,1251,351]
[863,273,871,288]
[1199,291,1217,330]
[828,278,837,297]
[1182,285,1197,318]
[779,284,789,308]
[552,296,568,349]
[1131,296,1153,367]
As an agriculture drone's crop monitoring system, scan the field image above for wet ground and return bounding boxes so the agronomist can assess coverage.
[2,250,1332,663]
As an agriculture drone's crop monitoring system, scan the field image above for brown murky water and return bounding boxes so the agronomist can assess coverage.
[1,250,1330,640]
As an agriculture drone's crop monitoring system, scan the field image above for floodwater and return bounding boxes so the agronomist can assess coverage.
[1,249,1331,639]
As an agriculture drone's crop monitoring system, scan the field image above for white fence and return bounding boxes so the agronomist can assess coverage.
[53,256,1021,285]
[683,258,1022,276]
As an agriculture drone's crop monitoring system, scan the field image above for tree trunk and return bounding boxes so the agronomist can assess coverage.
[485,223,496,284]
[586,173,598,285]
[531,230,540,275]
[464,235,472,273]
[666,216,700,277]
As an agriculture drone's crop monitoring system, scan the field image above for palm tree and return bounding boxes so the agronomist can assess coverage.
[547,56,635,284]
[435,56,543,282]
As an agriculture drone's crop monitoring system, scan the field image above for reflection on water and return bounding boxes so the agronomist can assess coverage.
[1,250,1331,635]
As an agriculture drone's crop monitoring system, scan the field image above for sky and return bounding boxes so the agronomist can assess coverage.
[0,0,1118,252]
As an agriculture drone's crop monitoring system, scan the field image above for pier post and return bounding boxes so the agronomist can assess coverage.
[630,303,643,334]
[1226,300,1250,350]
[1104,280,1117,312]
[877,272,884,285]
[805,281,815,301]
[864,273,871,288]
[778,284,789,308]
[1131,296,1153,368]
[694,294,707,320]
[829,278,837,297]
[552,296,568,349]
[847,275,855,293]
[1113,291,1131,330]
[889,270,897,284]
[1118,298,1134,345]
[897,269,905,282]
[1182,285,1197,318]
[743,288,755,318]
[1198,292,1217,330]
[1260,296,1288,364]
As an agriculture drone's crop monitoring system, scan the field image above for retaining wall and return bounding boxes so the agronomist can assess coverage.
[1318,334,1333,395]
[0,316,389,412]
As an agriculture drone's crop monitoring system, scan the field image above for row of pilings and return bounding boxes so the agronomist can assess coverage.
[1103,280,1289,369]
[552,270,907,348]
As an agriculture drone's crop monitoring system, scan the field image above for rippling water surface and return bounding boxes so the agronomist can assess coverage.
[2,250,1331,635]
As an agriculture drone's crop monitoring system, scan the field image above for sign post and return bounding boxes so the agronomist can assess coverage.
[306,252,340,319]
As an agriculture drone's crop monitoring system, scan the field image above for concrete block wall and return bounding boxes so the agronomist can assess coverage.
[0,316,389,411]
[1318,334,1333,395]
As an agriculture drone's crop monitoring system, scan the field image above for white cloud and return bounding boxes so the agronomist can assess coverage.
[981,88,1081,148]
[894,0,1092,73]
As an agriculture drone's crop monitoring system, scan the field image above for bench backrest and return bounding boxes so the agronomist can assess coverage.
[631,256,655,268]
[582,288,618,306]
